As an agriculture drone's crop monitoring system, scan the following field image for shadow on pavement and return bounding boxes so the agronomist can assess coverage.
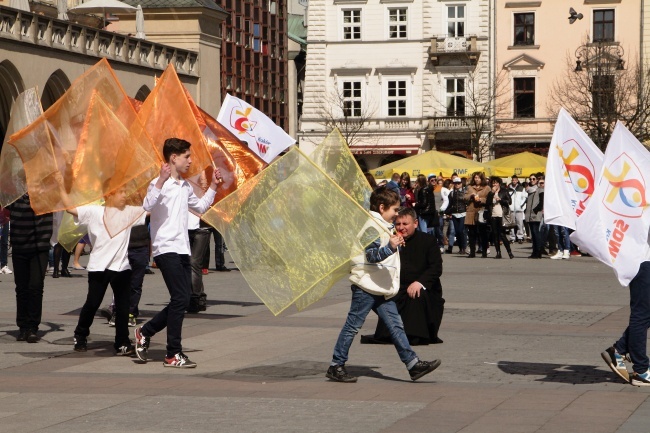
[497,361,622,384]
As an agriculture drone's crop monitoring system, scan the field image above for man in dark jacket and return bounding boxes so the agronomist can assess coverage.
[8,193,53,343]
[364,208,445,345]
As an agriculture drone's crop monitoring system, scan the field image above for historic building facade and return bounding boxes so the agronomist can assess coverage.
[494,0,642,155]
[298,0,492,170]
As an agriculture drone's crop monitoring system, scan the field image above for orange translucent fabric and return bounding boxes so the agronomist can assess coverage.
[137,65,211,179]
[8,59,158,216]
[0,88,43,207]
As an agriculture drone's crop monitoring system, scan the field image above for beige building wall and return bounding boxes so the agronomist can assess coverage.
[110,8,226,117]
[495,0,642,154]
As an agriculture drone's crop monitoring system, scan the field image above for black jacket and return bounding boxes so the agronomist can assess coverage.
[486,188,512,216]
[414,186,438,226]
[446,189,467,214]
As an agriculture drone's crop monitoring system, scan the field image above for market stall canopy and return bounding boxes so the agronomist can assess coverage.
[370,153,421,180]
[70,0,136,27]
[485,151,548,178]
[388,150,487,179]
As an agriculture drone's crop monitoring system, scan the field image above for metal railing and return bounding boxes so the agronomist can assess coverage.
[0,5,198,76]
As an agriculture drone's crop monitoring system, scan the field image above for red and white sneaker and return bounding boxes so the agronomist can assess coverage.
[163,352,197,368]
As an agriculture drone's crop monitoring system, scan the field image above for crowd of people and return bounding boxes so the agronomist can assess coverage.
[374,170,584,260]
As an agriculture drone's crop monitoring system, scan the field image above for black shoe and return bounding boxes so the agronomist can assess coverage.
[16,329,28,341]
[25,330,39,343]
[115,344,136,356]
[73,335,87,352]
[326,365,358,383]
[186,308,200,314]
[409,359,441,381]
[481,253,487,258]
[199,304,207,312]
[508,252,514,259]
[52,268,60,278]
[60,268,72,278]
[144,268,155,275]
[528,254,541,259]
[215,266,231,272]
[467,253,476,258]
[495,251,502,259]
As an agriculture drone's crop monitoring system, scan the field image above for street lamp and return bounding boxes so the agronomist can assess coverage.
[573,41,625,148]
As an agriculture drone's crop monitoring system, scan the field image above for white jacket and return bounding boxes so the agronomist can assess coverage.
[349,211,400,299]
[508,187,528,212]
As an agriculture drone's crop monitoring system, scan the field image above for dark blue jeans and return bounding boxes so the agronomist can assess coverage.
[142,253,191,357]
[12,250,48,332]
[331,285,418,369]
[75,269,132,349]
[451,216,466,250]
[128,246,150,317]
[614,261,650,374]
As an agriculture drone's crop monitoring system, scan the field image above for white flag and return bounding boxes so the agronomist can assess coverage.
[216,94,296,163]
[544,108,603,230]
[570,122,650,286]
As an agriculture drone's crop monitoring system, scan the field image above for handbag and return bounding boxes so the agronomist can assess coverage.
[502,207,516,228]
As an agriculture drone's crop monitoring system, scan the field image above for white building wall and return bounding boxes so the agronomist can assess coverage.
[299,0,493,168]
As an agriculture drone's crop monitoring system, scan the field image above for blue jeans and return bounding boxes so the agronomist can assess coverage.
[552,225,571,251]
[142,253,191,357]
[451,216,466,250]
[614,261,650,374]
[331,285,418,369]
[529,221,543,256]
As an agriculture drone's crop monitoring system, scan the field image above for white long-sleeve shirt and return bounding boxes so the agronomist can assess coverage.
[143,176,216,257]
[440,187,451,212]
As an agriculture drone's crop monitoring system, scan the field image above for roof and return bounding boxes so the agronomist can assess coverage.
[287,13,306,47]
[121,0,227,13]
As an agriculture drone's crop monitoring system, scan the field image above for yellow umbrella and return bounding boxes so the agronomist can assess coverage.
[485,152,547,178]
[389,150,488,178]
[370,153,421,180]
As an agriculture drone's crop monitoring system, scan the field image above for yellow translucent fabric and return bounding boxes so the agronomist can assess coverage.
[293,128,373,311]
[0,88,43,207]
[58,209,89,252]
[137,65,211,179]
[202,147,385,316]
[7,59,157,217]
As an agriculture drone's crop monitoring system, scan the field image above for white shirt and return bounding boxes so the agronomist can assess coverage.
[188,211,200,230]
[75,205,146,272]
[440,187,450,212]
[143,176,216,257]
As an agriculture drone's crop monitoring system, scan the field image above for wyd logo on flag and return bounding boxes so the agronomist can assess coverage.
[229,105,269,156]
[602,153,647,219]
[560,139,597,215]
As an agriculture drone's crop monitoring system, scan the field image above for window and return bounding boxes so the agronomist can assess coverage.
[253,23,261,52]
[513,13,534,45]
[446,78,465,116]
[447,5,465,37]
[343,10,361,40]
[388,8,407,39]
[387,80,407,116]
[593,9,614,42]
[342,81,362,117]
[592,74,615,116]
[514,78,535,118]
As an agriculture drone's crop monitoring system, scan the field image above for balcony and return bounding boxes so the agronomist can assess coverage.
[0,5,198,76]
[428,114,477,140]
[429,35,480,68]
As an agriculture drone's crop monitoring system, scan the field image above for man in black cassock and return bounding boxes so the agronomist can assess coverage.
[362,207,445,345]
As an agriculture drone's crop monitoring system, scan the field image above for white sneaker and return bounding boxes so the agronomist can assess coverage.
[550,251,563,260]
[0,266,11,274]
[562,250,570,259]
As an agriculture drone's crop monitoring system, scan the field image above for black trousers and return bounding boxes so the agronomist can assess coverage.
[142,253,191,357]
[189,228,211,308]
[128,246,149,317]
[489,217,512,255]
[12,250,48,332]
[75,269,132,349]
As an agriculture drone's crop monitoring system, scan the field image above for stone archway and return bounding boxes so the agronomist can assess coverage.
[134,85,151,102]
[0,60,26,145]
[41,69,71,110]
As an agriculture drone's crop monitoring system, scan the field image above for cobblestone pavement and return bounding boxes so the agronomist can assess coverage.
[0,242,648,433]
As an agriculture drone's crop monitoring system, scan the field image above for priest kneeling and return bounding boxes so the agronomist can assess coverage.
[362,207,445,345]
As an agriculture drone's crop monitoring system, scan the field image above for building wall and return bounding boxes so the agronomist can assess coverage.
[495,0,642,154]
[299,0,491,169]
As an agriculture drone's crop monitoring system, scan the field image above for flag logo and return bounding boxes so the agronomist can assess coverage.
[602,152,647,218]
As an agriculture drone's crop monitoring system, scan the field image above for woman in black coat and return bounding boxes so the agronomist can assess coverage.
[486,177,514,259]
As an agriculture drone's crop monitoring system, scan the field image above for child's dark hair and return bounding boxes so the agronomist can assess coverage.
[369,186,400,212]
[163,137,191,162]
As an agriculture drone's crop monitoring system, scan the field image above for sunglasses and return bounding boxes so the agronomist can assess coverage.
[529,177,536,181]
[539,182,545,185]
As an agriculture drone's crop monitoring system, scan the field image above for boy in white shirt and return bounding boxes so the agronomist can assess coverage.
[135,137,221,368]
[61,182,147,355]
